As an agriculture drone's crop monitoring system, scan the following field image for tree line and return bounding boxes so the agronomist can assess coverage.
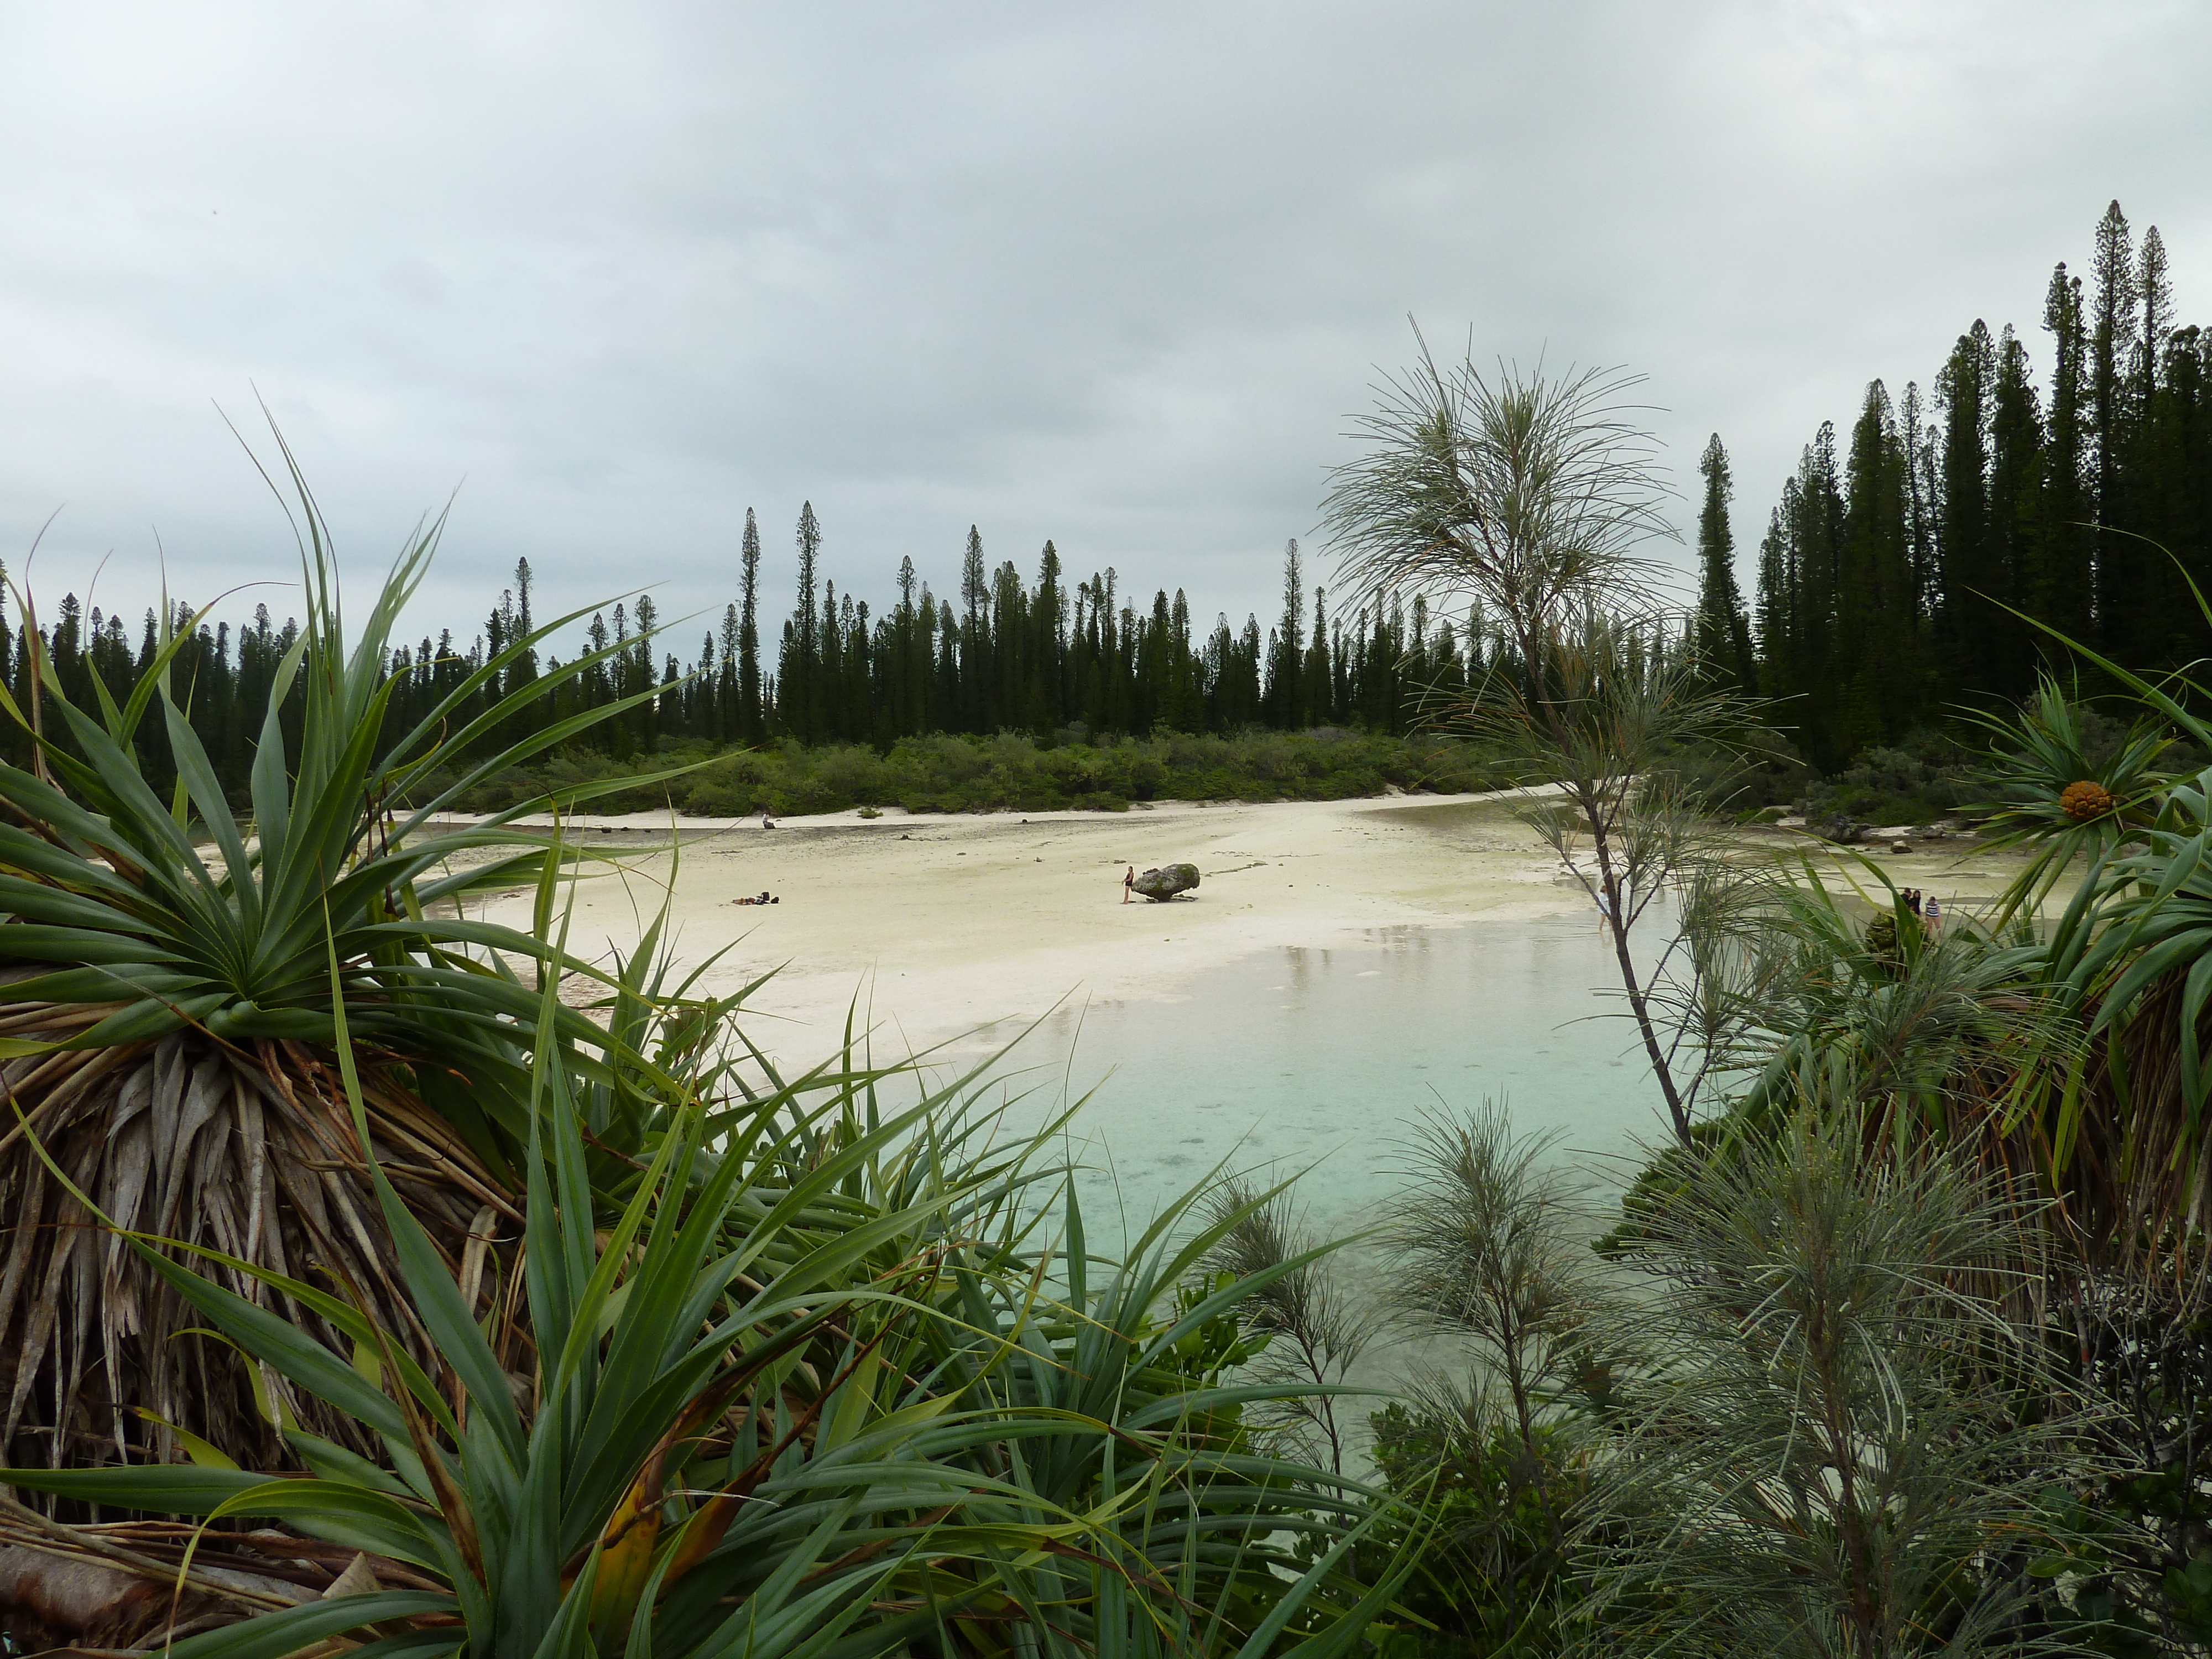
[1695,200,2212,769]
[14,196,2204,795]
[4,510,1489,795]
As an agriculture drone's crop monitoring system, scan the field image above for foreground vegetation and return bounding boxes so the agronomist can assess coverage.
[14,329,2212,1657]
[0,468,1407,1657]
[1306,343,2212,1653]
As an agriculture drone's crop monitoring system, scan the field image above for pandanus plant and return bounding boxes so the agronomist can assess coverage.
[1968,592,2212,1258]
[3,943,1405,1659]
[1970,675,2173,930]
[0,442,700,1475]
[1759,584,2212,1262]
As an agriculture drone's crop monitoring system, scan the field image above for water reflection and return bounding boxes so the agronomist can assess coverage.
[956,907,1675,1251]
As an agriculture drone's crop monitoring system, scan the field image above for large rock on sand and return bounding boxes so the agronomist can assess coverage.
[1133,863,1200,902]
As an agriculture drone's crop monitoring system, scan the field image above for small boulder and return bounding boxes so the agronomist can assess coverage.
[1133,863,1200,902]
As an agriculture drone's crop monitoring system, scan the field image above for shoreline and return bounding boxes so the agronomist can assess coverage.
[469,789,1582,1068]
[456,789,2037,1073]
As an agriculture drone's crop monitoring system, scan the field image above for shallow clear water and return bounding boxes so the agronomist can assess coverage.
[946,906,1676,1250]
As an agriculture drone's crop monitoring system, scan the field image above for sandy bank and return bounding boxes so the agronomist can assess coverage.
[455,791,2039,1072]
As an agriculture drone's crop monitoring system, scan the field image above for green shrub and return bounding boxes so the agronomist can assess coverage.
[1642,732,1809,816]
[812,742,891,802]
[682,778,759,816]
[1351,1404,1582,1657]
[435,727,1516,818]
[1801,735,1983,834]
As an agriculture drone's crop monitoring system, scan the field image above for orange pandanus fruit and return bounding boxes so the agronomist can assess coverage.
[2060,779,2116,822]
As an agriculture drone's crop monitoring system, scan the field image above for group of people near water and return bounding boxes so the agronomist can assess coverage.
[733,891,780,906]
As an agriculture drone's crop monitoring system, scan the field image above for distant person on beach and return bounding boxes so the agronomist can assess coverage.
[1923,895,1941,933]
[1594,889,1611,935]
[1122,866,1134,904]
[762,811,775,830]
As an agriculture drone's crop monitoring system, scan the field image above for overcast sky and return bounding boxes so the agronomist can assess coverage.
[3,2,2207,657]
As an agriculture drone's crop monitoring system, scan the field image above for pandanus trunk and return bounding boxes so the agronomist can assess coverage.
[1,1018,517,1486]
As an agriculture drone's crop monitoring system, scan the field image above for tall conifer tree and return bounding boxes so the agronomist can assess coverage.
[1837,383,1921,744]
[1032,540,1066,729]
[2089,201,2138,653]
[1938,324,1998,696]
[1692,435,1754,689]
[1985,327,2043,699]
[959,526,988,729]
[1267,538,1304,726]
[2035,263,2095,648]
[738,508,764,741]
[788,503,821,742]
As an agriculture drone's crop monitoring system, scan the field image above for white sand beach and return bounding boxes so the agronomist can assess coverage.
[453,797,2053,1427]
[459,792,2037,1074]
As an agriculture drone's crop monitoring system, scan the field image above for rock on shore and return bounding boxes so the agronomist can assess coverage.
[1133,863,1200,901]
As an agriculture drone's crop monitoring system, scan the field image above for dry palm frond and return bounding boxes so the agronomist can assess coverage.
[2052,967,2212,1285]
[1,1031,509,1478]
[0,1495,433,1652]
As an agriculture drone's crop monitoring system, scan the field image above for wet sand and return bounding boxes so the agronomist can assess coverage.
[450,792,2040,1071]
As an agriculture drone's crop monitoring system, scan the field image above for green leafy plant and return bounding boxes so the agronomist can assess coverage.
[0,437,703,1473]
[1965,577,2212,1258]
[1322,342,1762,1146]
[1349,1100,1619,1657]
[1358,1402,1581,1658]
[1971,679,2173,926]
[2,919,1409,1658]
[1579,1108,2104,1658]
[1196,1179,1383,1479]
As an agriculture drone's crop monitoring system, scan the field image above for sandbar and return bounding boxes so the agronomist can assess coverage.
[453,792,2034,1074]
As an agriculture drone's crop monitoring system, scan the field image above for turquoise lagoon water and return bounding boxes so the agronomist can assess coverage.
[947,906,1674,1251]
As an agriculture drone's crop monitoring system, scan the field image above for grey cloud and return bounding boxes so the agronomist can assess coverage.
[2,1,2207,650]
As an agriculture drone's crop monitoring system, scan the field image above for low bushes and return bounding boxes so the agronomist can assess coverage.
[1796,730,1985,835]
[421,727,1511,817]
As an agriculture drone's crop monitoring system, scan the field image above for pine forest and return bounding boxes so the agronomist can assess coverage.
[9,202,2209,799]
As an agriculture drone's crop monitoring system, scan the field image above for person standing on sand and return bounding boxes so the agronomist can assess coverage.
[1123,866,1134,904]
[1923,894,1940,934]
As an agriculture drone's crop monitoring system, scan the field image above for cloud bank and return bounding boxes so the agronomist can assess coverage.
[2,2,2205,651]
